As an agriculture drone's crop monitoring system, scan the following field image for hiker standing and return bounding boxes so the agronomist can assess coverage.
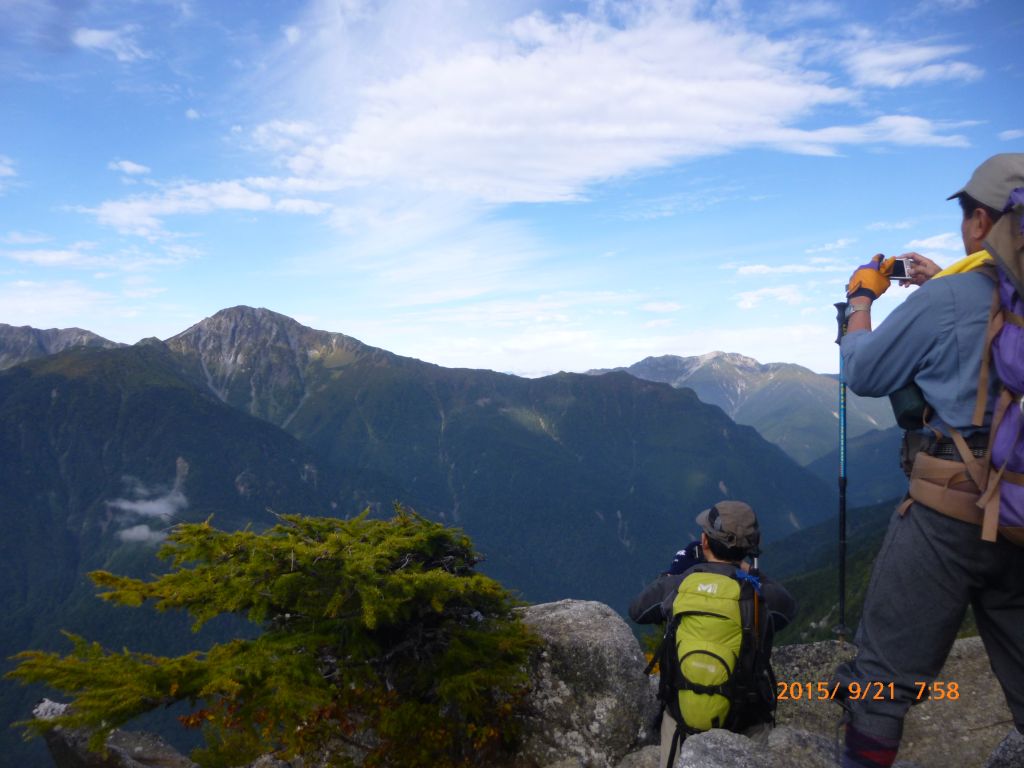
[832,153,1024,767]
[629,501,796,768]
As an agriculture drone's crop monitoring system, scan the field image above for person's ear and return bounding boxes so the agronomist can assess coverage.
[968,207,994,243]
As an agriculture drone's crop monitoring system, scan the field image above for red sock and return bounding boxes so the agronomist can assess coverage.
[842,724,900,767]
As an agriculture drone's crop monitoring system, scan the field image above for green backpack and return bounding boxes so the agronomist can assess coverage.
[650,567,776,759]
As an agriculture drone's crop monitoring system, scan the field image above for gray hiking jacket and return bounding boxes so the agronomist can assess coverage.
[628,561,797,631]
[840,269,999,436]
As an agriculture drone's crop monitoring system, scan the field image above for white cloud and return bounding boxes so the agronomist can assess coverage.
[904,232,961,251]
[108,489,187,518]
[108,160,151,175]
[185,108,200,120]
[736,263,821,275]
[3,239,194,271]
[806,237,856,254]
[3,241,112,267]
[275,198,333,215]
[117,524,168,545]
[0,155,14,192]
[842,42,982,88]
[241,2,979,208]
[766,1,843,28]
[72,26,148,63]
[2,230,49,245]
[251,120,324,154]
[867,220,913,231]
[765,115,970,155]
[736,285,807,309]
[999,129,1024,141]
[107,469,188,522]
[88,181,275,237]
[80,3,976,243]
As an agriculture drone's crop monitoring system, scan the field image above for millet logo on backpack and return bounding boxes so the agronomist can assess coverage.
[697,582,718,594]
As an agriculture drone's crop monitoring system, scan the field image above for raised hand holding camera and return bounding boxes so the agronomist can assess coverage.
[846,254,894,300]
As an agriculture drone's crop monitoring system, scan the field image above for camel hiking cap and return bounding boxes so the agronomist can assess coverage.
[947,153,1024,211]
[696,501,760,553]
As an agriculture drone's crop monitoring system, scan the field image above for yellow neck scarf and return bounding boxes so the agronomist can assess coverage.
[934,249,992,279]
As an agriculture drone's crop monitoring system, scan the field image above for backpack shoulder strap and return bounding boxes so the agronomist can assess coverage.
[971,282,1004,428]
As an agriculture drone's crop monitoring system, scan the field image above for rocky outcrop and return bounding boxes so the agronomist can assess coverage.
[509,600,660,767]
[35,600,1020,768]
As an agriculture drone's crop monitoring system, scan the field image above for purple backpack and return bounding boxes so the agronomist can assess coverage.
[973,188,1024,544]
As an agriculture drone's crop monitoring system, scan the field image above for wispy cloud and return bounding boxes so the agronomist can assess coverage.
[86,181,273,237]
[735,263,825,275]
[2,230,49,245]
[905,232,961,251]
[185,108,200,120]
[108,461,189,545]
[117,524,168,545]
[842,42,983,88]
[0,155,15,192]
[84,178,340,237]
[999,129,1024,141]
[108,486,187,518]
[109,160,151,175]
[867,220,913,231]
[72,26,149,63]
[5,242,102,267]
[806,237,856,254]
[3,239,195,272]
[77,2,979,247]
[251,2,974,207]
[736,285,807,309]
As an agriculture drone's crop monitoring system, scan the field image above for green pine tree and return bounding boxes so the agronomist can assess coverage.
[7,505,539,767]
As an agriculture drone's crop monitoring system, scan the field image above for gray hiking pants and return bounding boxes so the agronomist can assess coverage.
[833,501,1024,741]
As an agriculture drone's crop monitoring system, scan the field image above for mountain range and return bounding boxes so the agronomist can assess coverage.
[589,352,896,466]
[0,307,858,766]
[0,322,121,370]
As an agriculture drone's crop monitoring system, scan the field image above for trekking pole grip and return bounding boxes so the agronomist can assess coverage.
[834,302,848,345]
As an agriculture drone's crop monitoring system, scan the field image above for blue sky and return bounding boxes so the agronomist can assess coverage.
[1,0,1022,376]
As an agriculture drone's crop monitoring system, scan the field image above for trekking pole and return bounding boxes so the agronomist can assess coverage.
[833,302,851,641]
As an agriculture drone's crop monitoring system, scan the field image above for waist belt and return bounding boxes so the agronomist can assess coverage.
[932,441,988,461]
[905,453,985,527]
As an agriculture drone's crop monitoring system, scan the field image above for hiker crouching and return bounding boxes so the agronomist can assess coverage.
[832,153,1024,767]
[629,501,797,768]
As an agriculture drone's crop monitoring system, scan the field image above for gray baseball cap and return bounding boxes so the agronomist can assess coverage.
[695,500,760,553]
[947,153,1024,211]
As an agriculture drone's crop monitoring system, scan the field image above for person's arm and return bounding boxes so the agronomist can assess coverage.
[629,573,680,624]
[759,578,797,633]
[840,279,948,397]
[899,252,941,287]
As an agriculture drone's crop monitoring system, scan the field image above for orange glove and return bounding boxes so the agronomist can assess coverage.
[846,255,894,300]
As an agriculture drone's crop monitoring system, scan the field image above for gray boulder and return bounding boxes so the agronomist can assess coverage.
[34,700,197,768]
[511,599,660,768]
[675,730,758,768]
[985,728,1024,768]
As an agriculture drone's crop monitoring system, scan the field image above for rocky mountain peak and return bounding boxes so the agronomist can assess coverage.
[694,350,762,370]
[0,323,121,370]
[164,306,390,426]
